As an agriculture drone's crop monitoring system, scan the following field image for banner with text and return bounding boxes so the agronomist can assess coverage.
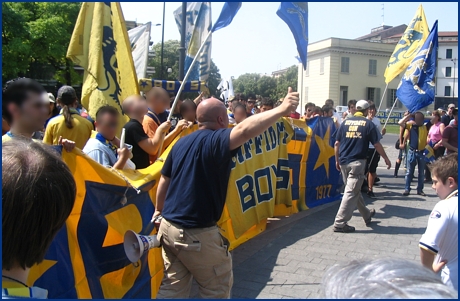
[29,117,341,298]
[138,78,209,94]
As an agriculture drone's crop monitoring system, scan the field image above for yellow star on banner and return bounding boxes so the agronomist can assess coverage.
[313,126,335,178]
[27,259,57,286]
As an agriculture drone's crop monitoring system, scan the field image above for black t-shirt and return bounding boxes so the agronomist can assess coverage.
[335,115,380,165]
[123,119,150,169]
[170,113,182,131]
[441,114,453,127]
[161,128,240,228]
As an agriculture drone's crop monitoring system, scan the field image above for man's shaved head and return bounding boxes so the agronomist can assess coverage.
[197,98,228,130]
[122,95,146,119]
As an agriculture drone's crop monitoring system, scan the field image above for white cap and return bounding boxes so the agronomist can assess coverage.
[356,100,370,110]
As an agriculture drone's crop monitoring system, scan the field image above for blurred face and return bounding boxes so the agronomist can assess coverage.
[324,109,333,117]
[326,100,333,107]
[448,107,454,115]
[134,97,148,116]
[306,106,314,117]
[247,100,255,110]
[414,113,424,125]
[49,102,55,114]
[8,91,48,132]
[368,108,376,118]
[349,104,356,115]
[95,113,119,140]
[432,113,439,122]
[182,105,196,122]
[234,107,247,124]
[432,175,457,200]
[260,105,273,112]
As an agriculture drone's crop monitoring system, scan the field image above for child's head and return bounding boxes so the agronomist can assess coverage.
[430,153,458,199]
[233,104,247,124]
[180,99,197,123]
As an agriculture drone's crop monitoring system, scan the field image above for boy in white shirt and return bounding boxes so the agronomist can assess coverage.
[419,153,458,291]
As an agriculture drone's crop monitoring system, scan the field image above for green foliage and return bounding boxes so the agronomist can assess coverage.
[2,2,81,83]
[147,39,221,96]
[233,65,298,101]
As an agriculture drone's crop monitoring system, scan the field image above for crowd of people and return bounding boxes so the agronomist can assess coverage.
[1,77,458,298]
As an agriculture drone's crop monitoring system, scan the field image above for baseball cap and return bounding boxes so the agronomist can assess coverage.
[57,85,77,102]
[356,100,370,110]
[48,93,55,103]
[448,103,456,109]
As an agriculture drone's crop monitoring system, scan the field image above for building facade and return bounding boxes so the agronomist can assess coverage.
[298,26,458,115]
[297,38,402,115]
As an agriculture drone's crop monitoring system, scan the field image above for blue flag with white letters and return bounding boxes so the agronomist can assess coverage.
[277,2,309,69]
[212,2,242,32]
[396,21,438,113]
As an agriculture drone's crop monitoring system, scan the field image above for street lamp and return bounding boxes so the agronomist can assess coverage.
[451,58,457,98]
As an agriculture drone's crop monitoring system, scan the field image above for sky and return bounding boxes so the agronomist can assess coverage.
[121,2,458,79]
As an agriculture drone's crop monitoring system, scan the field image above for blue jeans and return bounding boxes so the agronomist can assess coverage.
[405,149,426,192]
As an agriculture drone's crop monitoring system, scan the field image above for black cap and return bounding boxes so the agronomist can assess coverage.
[57,86,77,103]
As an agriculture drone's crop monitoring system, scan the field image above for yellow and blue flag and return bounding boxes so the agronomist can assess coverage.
[423,140,436,163]
[396,21,438,113]
[212,2,242,32]
[384,4,429,84]
[67,2,139,135]
[276,2,309,69]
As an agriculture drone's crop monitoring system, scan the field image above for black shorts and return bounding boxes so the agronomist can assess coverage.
[366,149,380,174]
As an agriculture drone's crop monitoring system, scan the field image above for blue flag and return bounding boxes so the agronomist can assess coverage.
[212,2,242,32]
[396,21,438,113]
[277,2,309,69]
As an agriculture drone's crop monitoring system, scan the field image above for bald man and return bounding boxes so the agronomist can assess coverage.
[143,87,188,163]
[153,88,299,298]
[122,95,171,169]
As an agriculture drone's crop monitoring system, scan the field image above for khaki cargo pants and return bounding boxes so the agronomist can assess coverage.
[334,159,372,228]
[156,218,233,299]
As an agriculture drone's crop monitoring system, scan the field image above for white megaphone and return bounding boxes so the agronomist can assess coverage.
[123,230,161,263]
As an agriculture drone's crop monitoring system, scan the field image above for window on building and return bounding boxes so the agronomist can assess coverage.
[387,89,402,108]
[366,87,381,102]
[340,86,348,105]
[368,59,377,75]
[341,57,350,73]
[446,67,452,77]
[445,86,451,97]
[304,87,308,102]
[320,58,324,75]
[446,49,453,59]
[305,61,309,77]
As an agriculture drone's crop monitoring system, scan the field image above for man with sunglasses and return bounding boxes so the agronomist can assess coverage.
[246,94,256,116]
[441,104,456,127]
[83,105,131,169]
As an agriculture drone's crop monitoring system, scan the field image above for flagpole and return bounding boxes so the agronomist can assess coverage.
[156,30,213,159]
[376,84,388,115]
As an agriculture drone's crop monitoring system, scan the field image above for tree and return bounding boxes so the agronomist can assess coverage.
[2,2,82,84]
[147,39,222,97]
[232,65,298,100]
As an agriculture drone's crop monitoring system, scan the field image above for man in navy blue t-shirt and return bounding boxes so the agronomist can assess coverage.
[153,88,299,298]
[333,100,391,233]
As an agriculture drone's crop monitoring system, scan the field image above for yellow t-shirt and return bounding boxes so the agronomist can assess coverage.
[43,114,93,150]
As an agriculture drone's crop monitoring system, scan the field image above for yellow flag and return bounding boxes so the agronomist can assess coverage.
[384,4,429,84]
[67,2,139,135]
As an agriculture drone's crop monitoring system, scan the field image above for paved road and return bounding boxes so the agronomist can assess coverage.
[229,133,437,299]
[191,134,438,298]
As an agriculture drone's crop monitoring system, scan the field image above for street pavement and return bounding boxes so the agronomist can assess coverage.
[193,134,439,298]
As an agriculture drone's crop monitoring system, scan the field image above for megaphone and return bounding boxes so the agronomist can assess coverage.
[123,230,161,263]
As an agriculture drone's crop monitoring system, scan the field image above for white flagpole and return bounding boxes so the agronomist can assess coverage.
[376,84,388,115]
[367,97,399,173]
[156,31,213,160]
